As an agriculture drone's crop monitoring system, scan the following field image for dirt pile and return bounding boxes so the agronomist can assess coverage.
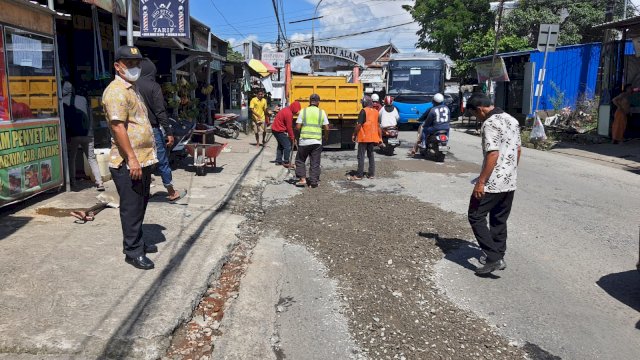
[264,164,528,359]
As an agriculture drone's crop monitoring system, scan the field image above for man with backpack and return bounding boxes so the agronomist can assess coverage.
[62,81,104,191]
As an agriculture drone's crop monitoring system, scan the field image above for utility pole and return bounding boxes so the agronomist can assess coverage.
[488,0,505,96]
[126,0,133,46]
[311,0,324,75]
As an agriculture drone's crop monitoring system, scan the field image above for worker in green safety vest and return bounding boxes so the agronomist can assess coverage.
[294,93,329,188]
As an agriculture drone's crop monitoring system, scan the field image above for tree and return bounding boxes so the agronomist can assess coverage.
[456,30,529,77]
[501,0,635,48]
[226,43,244,62]
[402,0,495,61]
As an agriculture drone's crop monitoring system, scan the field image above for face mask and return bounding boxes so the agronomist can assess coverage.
[121,66,141,82]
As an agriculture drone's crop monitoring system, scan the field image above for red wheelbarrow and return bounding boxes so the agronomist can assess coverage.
[185,128,227,176]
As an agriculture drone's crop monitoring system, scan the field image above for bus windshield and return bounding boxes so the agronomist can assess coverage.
[387,60,443,96]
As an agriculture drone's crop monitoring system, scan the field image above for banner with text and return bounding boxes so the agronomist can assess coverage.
[287,45,365,67]
[0,122,62,206]
[140,0,190,38]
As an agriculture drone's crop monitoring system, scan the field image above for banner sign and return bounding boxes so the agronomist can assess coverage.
[475,58,510,82]
[0,121,62,206]
[140,0,190,38]
[287,45,365,67]
[261,52,286,68]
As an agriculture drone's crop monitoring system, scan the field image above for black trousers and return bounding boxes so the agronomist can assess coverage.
[467,191,515,262]
[356,142,376,177]
[110,165,154,258]
[295,144,322,185]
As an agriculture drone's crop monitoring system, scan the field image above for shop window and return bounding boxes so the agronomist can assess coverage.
[0,27,8,121]
[4,27,57,120]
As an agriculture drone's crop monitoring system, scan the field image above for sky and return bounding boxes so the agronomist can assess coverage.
[191,0,640,54]
[191,0,421,53]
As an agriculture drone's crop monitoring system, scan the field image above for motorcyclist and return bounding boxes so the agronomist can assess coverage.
[410,93,450,155]
[371,93,383,111]
[379,96,399,128]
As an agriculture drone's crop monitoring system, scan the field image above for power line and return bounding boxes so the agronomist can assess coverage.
[272,0,285,39]
[287,21,416,43]
[208,0,246,39]
[212,0,394,29]
[280,0,287,38]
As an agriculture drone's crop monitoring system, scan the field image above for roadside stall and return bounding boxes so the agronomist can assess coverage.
[0,0,64,207]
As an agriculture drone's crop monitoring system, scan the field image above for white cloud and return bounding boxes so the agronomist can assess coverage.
[227,35,260,49]
[300,0,420,52]
[290,32,313,42]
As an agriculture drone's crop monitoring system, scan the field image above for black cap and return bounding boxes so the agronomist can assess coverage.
[115,45,143,61]
[310,94,320,103]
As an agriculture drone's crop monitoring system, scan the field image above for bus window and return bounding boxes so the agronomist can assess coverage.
[0,27,8,121]
[4,27,57,120]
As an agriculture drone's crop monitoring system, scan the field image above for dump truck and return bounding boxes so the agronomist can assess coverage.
[289,76,362,149]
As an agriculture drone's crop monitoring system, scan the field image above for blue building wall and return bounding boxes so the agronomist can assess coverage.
[529,41,636,112]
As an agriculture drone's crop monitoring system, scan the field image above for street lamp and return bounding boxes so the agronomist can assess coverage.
[311,0,324,75]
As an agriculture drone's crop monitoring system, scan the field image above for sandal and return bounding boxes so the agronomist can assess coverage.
[347,175,362,181]
[168,189,187,203]
[295,180,307,187]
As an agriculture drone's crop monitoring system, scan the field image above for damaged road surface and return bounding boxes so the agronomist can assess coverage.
[207,157,530,360]
[169,130,640,360]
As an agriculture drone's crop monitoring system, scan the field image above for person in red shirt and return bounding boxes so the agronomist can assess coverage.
[271,100,301,168]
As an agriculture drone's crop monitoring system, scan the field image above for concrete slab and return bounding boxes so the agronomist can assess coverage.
[213,233,359,360]
[0,134,287,359]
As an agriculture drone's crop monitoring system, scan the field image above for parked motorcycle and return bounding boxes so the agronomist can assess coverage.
[381,126,400,155]
[213,114,241,139]
[419,129,449,162]
[168,117,196,169]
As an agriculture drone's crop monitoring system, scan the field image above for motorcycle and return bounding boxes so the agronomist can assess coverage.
[381,126,400,155]
[168,117,196,169]
[212,114,241,139]
[419,129,449,162]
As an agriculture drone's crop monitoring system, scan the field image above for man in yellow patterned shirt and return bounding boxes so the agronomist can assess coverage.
[103,45,158,270]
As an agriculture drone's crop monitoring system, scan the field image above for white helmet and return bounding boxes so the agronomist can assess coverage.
[371,93,380,102]
[433,93,444,104]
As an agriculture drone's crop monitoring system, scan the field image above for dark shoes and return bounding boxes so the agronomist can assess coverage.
[475,259,506,275]
[125,255,155,270]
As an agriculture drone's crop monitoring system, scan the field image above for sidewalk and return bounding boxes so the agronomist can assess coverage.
[549,138,640,173]
[0,133,287,359]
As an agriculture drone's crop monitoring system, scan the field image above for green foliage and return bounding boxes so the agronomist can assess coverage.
[502,0,635,48]
[549,81,567,111]
[456,29,530,77]
[226,43,244,62]
[403,0,494,61]
[405,0,636,78]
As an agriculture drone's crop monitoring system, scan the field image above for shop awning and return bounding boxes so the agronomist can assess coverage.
[83,0,130,17]
[246,59,277,77]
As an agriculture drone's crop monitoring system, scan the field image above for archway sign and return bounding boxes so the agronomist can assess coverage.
[287,44,365,67]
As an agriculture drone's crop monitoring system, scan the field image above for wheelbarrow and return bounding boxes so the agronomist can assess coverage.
[185,128,227,176]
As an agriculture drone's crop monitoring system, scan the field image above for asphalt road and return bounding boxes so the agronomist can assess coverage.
[215,128,640,360]
[400,129,640,360]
